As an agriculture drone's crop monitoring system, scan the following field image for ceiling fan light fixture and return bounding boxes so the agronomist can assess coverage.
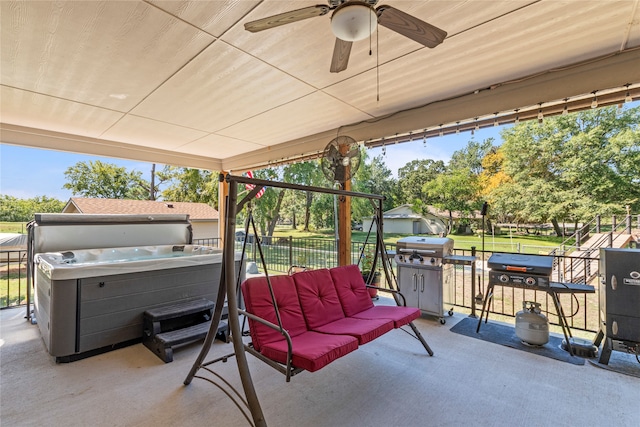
[331,3,376,42]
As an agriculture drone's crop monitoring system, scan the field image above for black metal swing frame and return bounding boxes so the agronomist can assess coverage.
[183,173,433,427]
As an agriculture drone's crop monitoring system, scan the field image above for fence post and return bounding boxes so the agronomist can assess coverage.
[612,215,617,231]
[288,236,293,268]
[626,215,632,234]
[595,215,601,233]
[575,229,581,249]
[470,246,477,318]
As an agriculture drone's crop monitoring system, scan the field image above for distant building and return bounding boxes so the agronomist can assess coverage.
[362,204,447,236]
[62,198,219,241]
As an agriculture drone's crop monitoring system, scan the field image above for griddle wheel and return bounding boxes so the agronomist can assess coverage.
[439,318,446,325]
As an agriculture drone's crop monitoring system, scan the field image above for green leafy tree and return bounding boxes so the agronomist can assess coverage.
[310,193,335,229]
[350,154,399,223]
[0,195,65,222]
[448,138,495,175]
[63,160,149,199]
[283,161,325,231]
[160,167,218,206]
[245,168,286,238]
[494,106,640,235]
[397,159,446,205]
[422,168,479,232]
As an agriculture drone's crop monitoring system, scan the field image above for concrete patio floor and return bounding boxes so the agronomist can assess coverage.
[1,305,639,427]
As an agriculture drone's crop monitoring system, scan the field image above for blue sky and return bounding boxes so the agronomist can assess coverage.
[0,126,505,201]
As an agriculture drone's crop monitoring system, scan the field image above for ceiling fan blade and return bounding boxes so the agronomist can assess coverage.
[376,5,447,48]
[245,5,330,32]
[330,38,352,73]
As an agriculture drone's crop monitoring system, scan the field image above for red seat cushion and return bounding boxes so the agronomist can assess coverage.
[330,265,420,328]
[352,306,421,328]
[241,275,308,352]
[330,265,374,317]
[312,316,394,345]
[293,269,346,329]
[261,331,358,372]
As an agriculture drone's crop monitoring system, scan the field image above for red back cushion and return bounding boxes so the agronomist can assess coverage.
[330,265,375,317]
[241,275,308,352]
[292,269,345,329]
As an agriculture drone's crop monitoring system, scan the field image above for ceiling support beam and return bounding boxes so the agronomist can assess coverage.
[0,123,222,171]
[223,47,640,171]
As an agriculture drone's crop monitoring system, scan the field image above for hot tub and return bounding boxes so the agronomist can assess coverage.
[34,245,241,362]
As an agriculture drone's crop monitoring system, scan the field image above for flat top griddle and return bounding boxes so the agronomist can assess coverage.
[487,253,553,275]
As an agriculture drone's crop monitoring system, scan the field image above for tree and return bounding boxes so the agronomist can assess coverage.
[246,168,286,238]
[449,138,495,175]
[397,159,446,205]
[160,167,218,206]
[283,161,325,231]
[492,106,640,235]
[0,195,65,222]
[351,154,399,221]
[422,168,479,232]
[63,160,149,199]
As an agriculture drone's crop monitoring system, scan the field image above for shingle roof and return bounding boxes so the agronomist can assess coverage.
[64,198,219,220]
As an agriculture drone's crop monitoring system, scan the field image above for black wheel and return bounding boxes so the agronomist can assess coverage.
[448,309,454,316]
[439,318,446,325]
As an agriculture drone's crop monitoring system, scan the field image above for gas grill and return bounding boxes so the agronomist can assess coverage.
[395,237,475,323]
[487,253,554,289]
[480,252,597,356]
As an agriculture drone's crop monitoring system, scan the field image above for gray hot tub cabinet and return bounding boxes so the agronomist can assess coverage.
[35,259,241,362]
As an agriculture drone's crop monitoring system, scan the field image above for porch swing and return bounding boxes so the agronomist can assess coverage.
[184,174,434,427]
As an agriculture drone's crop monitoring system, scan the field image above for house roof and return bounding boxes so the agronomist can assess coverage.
[1,1,638,172]
[64,198,219,221]
[425,206,481,220]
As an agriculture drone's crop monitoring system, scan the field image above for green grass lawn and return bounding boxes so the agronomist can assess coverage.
[270,225,564,253]
[0,222,28,234]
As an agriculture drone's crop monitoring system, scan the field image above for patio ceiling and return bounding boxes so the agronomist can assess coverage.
[1,0,639,173]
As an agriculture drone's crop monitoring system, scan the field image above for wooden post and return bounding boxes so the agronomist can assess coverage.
[338,179,352,266]
[218,171,229,248]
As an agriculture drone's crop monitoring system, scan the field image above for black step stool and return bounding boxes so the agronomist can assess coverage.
[143,298,228,363]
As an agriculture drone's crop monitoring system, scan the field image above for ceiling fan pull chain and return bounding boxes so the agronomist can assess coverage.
[376,27,380,103]
[369,5,373,56]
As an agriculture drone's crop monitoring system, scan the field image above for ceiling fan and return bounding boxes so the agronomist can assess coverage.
[244,0,447,73]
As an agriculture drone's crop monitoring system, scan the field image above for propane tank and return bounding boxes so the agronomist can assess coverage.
[515,301,549,345]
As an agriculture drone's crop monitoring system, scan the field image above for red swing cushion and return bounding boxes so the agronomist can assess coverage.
[293,269,393,344]
[241,275,358,372]
[241,275,308,352]
[292,269,346,329]
[330,265,420,328]
[329,265,375,316]
[261,332,357,372]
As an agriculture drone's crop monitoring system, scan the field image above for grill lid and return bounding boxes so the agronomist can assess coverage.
[487,253,553,275]
[396,236,454,257]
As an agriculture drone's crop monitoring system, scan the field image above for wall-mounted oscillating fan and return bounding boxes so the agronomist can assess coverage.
[321,136,361,183]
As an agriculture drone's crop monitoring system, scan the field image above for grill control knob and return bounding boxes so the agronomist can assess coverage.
[430,258,435,264]
[525,277,536,286]
[499,274,509,283]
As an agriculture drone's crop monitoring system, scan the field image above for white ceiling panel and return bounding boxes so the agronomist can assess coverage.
[0,86,124,138]
[1,0,638,171]
[130,41,317,132]
[101,115,208,150]
[218,91,373,146]
[180,134,264,159]
[150,0,261,38]
[0,0,214,112]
